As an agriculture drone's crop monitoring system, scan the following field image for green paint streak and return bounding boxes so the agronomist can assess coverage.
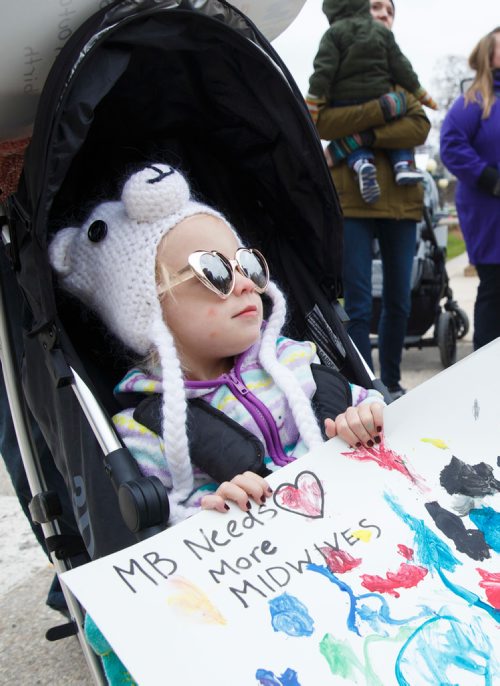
[320,633,365,680]
[363,627,414,686]
[320,628,415,684]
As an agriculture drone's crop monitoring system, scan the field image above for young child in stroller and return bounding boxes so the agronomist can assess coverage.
[306,0,437,204]
[49,163,385,681]
[50,162,385,517]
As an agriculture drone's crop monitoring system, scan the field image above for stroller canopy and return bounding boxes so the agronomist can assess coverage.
[13,0,343,335]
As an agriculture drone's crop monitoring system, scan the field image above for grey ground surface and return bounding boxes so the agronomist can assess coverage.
[0,251,477,685]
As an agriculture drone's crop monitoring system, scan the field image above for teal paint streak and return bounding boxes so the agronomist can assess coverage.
[395,615,498,686]
[384,492,460,573]
[437,568,500,623]
[385,492,500,622]
[469,507,500,552]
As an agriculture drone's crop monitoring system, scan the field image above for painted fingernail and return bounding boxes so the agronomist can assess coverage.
[224,503,230,511]
[246,501,252,510]
[367,440,374,447]
[374,435,381,444]
[260,495,267,504]
[267,487,273,494]
[377,426,382,432]
[355,441,362,447]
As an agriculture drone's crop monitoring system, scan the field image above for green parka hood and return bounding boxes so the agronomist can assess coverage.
[322,0,370,24]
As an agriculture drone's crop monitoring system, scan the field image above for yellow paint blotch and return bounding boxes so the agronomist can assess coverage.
[421,438,448,450]
[351,529,373,542]
[167,577,227,625]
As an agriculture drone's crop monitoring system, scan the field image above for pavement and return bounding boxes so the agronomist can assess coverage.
[0,251,478,685]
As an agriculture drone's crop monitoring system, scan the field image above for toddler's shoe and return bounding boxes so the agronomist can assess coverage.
[356,161,381,204]
[394,161,424,186]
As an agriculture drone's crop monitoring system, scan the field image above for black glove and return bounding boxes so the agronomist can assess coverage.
[478,166,500,197]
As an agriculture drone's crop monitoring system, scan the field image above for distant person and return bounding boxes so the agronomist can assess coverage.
[315,0,431,400]
[440,27,500,350]
[306,0,437,204]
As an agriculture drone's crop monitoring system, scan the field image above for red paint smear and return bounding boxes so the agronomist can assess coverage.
[360,563,428,598]
[342,435,425,489]
[477,568,500,609]
[274,472,323,517]
[278,485,322,516]
[319,547,362,574]
[397,544,414,561]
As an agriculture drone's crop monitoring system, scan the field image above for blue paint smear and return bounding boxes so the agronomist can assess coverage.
[395,614,498,686]
[268,593,315,637]
[469,507,500,552]
[307,563,430,636]
[255,668,301,686]
[384,492,461,574]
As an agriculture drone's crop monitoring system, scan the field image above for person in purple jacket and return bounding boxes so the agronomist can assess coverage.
[440,27,500,350]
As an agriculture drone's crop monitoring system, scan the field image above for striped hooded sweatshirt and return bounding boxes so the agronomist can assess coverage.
[112,335,383,520]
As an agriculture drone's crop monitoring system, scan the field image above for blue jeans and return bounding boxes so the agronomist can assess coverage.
[342,217,416,388]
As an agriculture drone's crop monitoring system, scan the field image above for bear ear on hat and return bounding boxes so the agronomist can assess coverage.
[48,226,79,277]
[121,164,190,223]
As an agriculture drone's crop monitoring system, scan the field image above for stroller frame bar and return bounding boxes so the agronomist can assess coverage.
[71,367,122,455]
[0,214,106,684]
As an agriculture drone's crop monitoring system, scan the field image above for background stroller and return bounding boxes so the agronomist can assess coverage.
[0,0,389,682]
[370,170,469,368]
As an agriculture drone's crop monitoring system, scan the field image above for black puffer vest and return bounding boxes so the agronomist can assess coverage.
[133,364,352,483]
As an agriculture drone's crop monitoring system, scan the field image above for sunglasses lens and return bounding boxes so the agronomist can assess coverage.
[238,250,268,289]
[199,253,233,295]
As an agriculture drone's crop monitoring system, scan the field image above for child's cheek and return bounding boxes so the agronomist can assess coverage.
[205,307,221,340]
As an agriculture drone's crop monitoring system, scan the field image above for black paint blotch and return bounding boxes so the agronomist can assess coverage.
[425,501,491,561]
[439,456,500,497]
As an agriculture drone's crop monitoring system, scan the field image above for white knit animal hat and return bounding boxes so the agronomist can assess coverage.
[49,164,322,520]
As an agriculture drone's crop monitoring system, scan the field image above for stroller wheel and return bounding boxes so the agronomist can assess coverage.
[436,311,457,368]
[451,306,470,339]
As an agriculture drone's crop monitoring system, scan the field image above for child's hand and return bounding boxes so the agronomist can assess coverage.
[324,402,384,448]
[201,471,273,514]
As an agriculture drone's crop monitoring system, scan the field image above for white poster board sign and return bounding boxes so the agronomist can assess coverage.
[0,0,306,141]
[63,339,500,685]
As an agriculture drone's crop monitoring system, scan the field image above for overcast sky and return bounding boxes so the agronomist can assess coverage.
[272,0,499,98]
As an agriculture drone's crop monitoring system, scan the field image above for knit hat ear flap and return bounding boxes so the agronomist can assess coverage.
[258,282,324,453]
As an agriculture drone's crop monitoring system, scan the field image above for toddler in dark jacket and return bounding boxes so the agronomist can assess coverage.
[306,0,437,203]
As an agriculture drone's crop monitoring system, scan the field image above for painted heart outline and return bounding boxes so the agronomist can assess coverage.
[273,470,324,519]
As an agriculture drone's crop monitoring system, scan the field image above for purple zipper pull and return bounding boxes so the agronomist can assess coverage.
[227,370,249,395]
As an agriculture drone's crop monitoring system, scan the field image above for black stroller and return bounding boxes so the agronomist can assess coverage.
[0,1,387,682]
[370,171,469,368]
